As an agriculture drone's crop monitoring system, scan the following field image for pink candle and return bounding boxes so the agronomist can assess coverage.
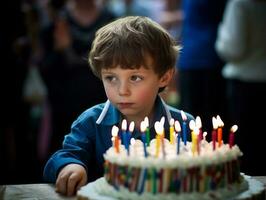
[229,125,238,148]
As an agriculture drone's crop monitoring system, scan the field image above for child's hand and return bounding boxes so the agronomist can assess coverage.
[55,163,87,196]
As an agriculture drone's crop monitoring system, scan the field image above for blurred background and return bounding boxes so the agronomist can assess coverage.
[1,0,265,184]
[0,0,183,184]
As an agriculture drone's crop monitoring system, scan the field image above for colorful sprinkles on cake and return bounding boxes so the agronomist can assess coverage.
[105,115,242,196]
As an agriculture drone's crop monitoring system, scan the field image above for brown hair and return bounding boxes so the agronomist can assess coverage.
[89,16,180,79]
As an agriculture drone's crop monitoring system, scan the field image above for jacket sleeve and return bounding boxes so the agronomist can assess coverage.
[43,114,94,183]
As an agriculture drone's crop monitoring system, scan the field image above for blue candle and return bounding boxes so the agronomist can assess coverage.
[140,121,148,157]
[121,119,129,154]
[181,111,187,146]
[177,133,181,154]
[128,121,135,154]
[175,120,181,155]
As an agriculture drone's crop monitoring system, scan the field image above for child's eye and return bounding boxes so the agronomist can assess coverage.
[104,75,117,82]
[130,75,143,82]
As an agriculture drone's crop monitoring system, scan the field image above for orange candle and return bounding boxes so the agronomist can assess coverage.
[216,115,224,147]
[111,125,120,153]
[195,116,203,140]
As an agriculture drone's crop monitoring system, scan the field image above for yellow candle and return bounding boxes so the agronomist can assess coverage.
[169,118,175,145]
[154,121,163,157]
[189,120,196,155]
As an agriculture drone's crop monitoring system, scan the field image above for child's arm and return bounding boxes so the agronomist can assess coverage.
[55,163,87,196]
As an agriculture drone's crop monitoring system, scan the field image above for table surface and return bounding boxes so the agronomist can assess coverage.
[1,176,265,200]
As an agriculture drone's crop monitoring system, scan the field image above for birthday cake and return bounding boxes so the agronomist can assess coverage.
[77,116,265,200]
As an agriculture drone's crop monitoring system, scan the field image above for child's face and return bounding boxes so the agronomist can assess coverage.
[101,63,172,122]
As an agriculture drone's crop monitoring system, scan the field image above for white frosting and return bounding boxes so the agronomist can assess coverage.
[104,139,243,169]
[77,174,264,200]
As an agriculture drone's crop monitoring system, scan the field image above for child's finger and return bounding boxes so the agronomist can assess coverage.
[76,175,87,191]
[55,171,70,195]
[66,173,80,196]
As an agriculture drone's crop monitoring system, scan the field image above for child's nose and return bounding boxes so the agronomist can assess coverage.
[118,81,130,96]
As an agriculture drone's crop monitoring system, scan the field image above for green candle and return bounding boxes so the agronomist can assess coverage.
[144,117,150,146]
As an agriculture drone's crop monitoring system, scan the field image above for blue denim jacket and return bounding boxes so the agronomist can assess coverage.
[43,96,194,183]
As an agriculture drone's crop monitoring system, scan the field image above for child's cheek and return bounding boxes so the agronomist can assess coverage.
[136,89,154,103]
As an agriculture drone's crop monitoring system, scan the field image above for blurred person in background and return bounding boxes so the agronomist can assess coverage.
[216,0,266,175]
[176,0,228,137]
[39,0,116,158]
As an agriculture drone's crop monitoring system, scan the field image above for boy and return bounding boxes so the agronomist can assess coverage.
[43,16,194,196]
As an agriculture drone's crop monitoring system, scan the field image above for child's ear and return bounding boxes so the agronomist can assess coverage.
[159,68,175,88]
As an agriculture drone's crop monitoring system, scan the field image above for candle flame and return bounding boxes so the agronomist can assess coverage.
[203,131,207,139]
[129,121,135,132]
[155,121,163,135]
[203,131,207,137]
[181,110,187,121]
[230,125,238,133]
[122,119,127,131]
[144,116,149,127]
[174,120,181,132]
[216,115,224,127]
[212,117,218,129]
[140,121,147,133]
[189,120,196,130]
[170,118,174,126]
[195,116,202,128]
[112,125,119,137]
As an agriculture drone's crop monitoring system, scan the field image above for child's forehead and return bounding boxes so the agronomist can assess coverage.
[102,65,152,73]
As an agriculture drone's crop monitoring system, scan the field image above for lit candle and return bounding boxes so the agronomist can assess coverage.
[229,125,238,148]
[212,117,218,151]
[140,121,148,157]
[112,125,120,153]
[174,120,181,154]
[159,117,166,158]
[181,110,188,145]
[154,121,162,157]
[216,115,224,147]
[195,128,200,155]
[169,118,175,145]
[144,117,150,146]
[128,121,135,149]
[195,116,203,140]
[189,120,196,155]
[121,119,128,153]
[160,116,165,138]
